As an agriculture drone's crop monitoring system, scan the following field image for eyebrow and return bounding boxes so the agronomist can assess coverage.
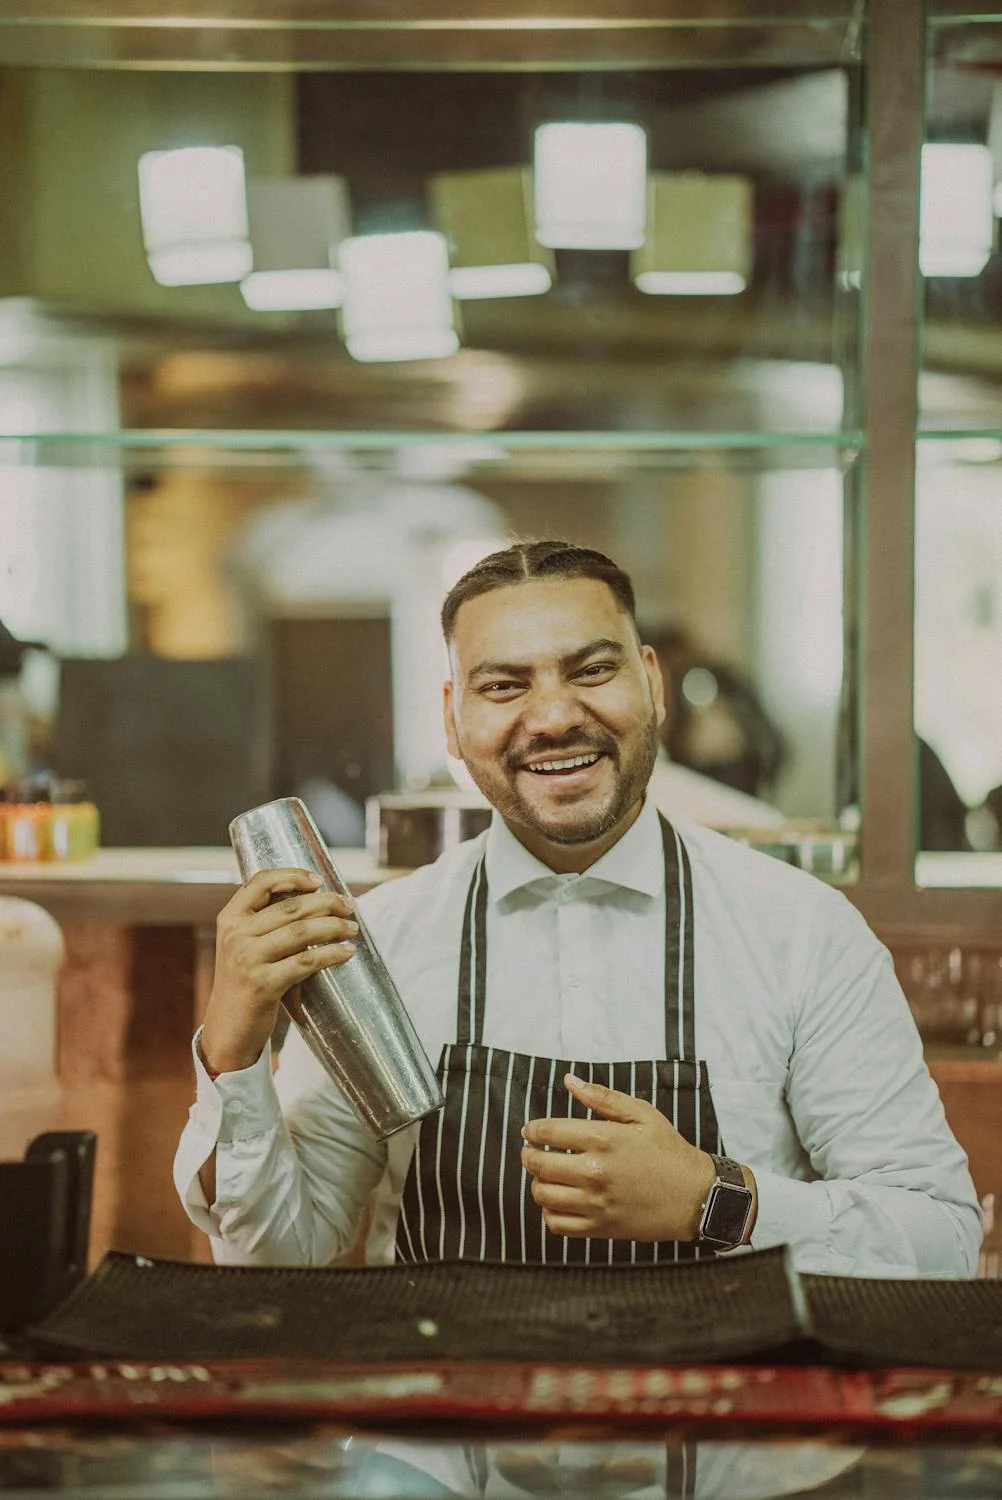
[466,637,627,682]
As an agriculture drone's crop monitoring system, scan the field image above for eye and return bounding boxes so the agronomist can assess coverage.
[576,661,617,682]
[480,680,523,698]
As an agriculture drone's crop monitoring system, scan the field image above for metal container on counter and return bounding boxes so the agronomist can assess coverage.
[366,788,492,869]
[229,797,444,1139]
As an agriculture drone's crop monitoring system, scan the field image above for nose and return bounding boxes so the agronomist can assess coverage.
[521,677,585,739]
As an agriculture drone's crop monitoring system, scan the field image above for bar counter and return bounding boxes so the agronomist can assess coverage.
[1,1359,1002,1498]
[0,846,400,925]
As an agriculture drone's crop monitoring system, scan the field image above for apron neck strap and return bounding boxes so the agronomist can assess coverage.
[457,812,695,1059]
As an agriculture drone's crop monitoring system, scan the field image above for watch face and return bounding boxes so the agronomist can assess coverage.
[703,1182,751,1247]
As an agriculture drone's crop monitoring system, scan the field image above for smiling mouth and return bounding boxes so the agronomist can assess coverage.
[523,752,602,776]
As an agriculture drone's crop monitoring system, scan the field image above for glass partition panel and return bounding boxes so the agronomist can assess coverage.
[917,13,1002,887]
[921,14,1002,435]
[915,435,1002,881]
[0,13,863,868]
[1,453,852,861]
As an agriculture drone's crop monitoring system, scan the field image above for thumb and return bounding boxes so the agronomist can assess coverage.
[564,1072,649,1124]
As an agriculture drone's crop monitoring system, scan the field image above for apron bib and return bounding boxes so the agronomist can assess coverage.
[396,815,724,1267]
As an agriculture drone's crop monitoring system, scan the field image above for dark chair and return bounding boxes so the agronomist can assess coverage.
[0,1131,96,1330]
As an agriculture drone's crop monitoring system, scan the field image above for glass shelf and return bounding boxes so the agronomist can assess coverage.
[0,429,864,478]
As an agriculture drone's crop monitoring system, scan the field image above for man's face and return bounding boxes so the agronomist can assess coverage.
[444,577,665,865]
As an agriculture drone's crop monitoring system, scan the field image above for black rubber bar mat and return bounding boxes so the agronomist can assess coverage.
[26,1251,1002,1369]
[27,1247,805,1365]
[803,1272,1002,1371]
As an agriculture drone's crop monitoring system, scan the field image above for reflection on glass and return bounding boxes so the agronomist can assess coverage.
[0,64,857,432]
[915,440,1002,856]
[633,174,752,297]
[921,18,1002,432]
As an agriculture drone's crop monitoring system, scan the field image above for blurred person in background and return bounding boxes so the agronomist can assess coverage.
[642,625,786,830]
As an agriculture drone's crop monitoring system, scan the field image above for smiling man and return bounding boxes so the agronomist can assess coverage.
[175,540,979,1277]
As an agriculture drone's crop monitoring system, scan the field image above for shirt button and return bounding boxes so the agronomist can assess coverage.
[228,1100,243,1116]
[567,975,581,989]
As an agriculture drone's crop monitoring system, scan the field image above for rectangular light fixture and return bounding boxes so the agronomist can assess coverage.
[920,143,994,278]
[635,271,745,295]
[533,122,647,251]
[138,146,252,286]
[448,263,551,299]
[241,175,351,311]
[338,231,458,362]
[632,173,751,296]
[430,166,553,300]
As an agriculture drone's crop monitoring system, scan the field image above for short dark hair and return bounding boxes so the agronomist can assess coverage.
[441,539,638,641]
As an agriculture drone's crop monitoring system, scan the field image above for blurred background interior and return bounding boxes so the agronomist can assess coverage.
[0,3,1001,1266]
[0,8,996,861]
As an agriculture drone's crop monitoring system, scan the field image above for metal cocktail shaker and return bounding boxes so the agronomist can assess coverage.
[228,797,444,1139]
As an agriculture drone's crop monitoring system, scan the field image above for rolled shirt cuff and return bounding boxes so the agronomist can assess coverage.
[747,1168,833,1273]
[173,1029,280,1231]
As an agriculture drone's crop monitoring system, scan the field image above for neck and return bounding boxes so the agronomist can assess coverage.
[502,796,645,874]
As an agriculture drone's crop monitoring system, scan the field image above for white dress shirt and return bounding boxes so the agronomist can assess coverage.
[174,796,980,1277]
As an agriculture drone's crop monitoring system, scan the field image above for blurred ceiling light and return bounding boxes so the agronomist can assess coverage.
[138,146,251,286]
[632,172,751,296]
[920,143,994,278]
[636,271,745,295]
[449,263,552,300]
[338,231,459,363]
[429,166,553,300]
[533,122,647,250]
[241,175,351,311]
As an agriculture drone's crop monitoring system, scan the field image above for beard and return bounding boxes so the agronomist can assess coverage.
[461,710,661,848]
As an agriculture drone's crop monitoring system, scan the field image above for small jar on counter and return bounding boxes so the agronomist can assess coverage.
[48,779,100,860]
[0,776,100,861]
[1,777,52,861]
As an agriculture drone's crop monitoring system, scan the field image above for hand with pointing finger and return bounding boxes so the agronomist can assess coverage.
[200,867,360,1076]
[521,1074,755,1244]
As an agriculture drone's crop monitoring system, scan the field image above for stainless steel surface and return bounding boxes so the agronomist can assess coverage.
[366,791,492,870]
[229,797,443,1139]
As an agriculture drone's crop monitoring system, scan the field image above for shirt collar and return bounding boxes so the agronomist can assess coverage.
[484,794,665,903]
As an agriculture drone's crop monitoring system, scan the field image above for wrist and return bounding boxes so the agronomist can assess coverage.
[198,1020,266,1077]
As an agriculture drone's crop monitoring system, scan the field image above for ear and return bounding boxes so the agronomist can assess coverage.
[641,644,667,730]
[443,677,461,759]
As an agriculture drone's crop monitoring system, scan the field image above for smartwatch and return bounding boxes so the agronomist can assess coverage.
[696,1153,753,1251]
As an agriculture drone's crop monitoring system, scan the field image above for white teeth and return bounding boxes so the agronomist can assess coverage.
[528,753,600,774]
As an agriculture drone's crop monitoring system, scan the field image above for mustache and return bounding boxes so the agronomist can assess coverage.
[504,730,618,773]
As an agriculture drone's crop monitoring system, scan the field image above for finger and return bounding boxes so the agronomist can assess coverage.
[530,1179,589,1215]
[260,915,360,963]
[540,1210,594,1239]
[271,941,358,993]
[229,868,321,916]
[564,1073,652,1126]
[521,1116,599,1152]
[253,890,356,936]
[521,1143,595,1185]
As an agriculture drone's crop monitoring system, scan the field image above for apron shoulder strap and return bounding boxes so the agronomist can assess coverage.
[457,854,489,1046]
[659,814,696,1062]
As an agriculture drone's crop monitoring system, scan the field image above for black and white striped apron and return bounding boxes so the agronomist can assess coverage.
[395,814,723,1268]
